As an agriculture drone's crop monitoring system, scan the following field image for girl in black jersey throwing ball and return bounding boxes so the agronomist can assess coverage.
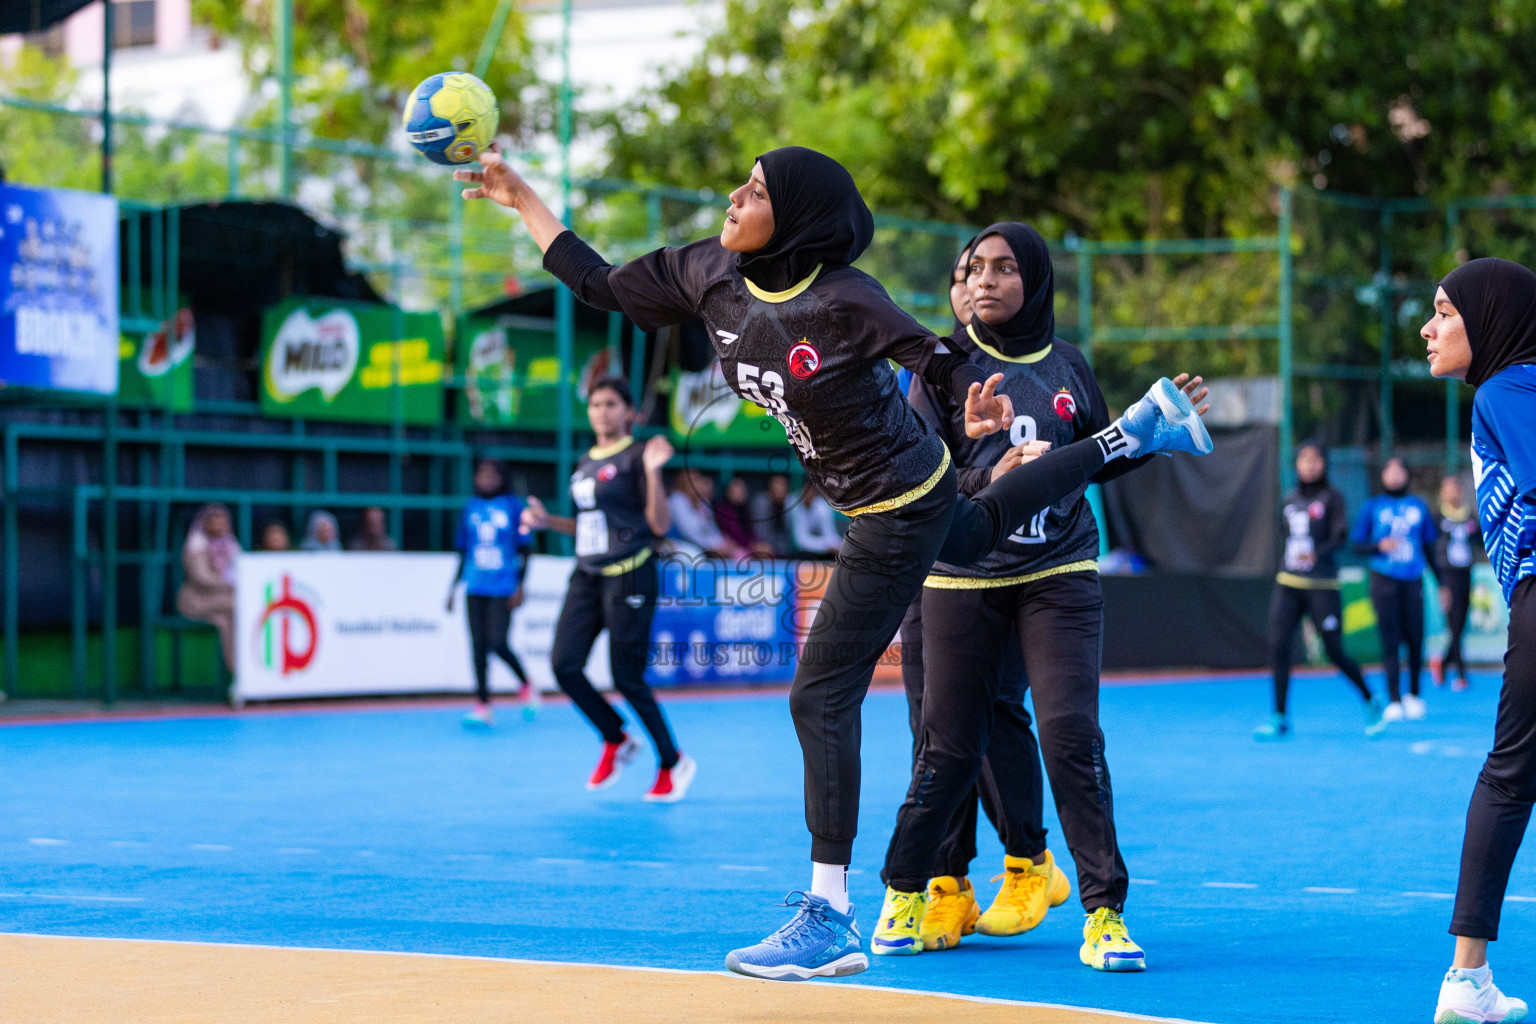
[459,144,1212,981]
[521,377,695,803]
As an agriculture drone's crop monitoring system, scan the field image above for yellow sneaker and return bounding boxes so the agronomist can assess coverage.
[871,886,927,956]
[976,851,1072,937]
[1080,907,1145,971]
[920,876,979,951]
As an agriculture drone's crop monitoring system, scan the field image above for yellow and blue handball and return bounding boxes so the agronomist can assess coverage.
[402,72,499,165]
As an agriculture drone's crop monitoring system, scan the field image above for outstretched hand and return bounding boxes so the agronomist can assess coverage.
[1172,373,1211,416]
[964,373,1015,438]
[453,143,526,208]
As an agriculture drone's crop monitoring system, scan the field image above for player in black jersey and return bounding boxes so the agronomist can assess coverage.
[875,223,1208,971]
[1435,474,1482,691]
[894,238,1048,955]
[459,145,1212,981]
[520,377,696,803]
[1255,442,1384,740]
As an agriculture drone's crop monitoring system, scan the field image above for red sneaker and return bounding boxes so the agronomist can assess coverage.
[586,735,641,791]
[643,754,697,803]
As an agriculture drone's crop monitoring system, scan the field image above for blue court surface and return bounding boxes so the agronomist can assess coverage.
[1,671,1528,1023]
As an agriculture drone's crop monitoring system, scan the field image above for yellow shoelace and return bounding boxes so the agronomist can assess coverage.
[1085,907,1127,946]
[883,891,923,928]
[990,867,1046,904]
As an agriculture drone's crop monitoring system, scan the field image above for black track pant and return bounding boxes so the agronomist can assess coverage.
[466,593,528,703]
[1370,572,1425,701]
[1443,568,1473,683]
[884,572,1127,911]
[793,439,1107,864]
[552,560,680,769]
[1269,584,1371,715]
[1452,578,1536,939]
[897,598,1039,879]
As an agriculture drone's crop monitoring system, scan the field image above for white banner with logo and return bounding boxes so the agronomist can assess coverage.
[233,553,609,703]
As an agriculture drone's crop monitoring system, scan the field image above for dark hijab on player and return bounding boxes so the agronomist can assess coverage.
[950,236,977,334]
[735,146,876,293]
[965,221,1055,357]
[1441,257,1536,388]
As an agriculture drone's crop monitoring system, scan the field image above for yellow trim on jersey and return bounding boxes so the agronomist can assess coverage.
[843,447,952,518]
[924,559,1098,590]
[1275,571,1341,591]
[599,546,652,577]
[743,265,823,303]
[588,436,635,460]
[965,323,1053,364]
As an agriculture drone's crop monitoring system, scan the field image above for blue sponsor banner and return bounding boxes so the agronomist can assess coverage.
[648,558,798,686]
[0,183,119,394]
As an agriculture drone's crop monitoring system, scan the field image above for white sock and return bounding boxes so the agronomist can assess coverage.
[1451,964,1492,984]
[1093,420,1142,462]
[810,861,850,914]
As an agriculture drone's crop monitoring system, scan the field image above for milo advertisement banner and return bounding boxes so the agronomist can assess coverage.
[118,308,194,411]
[669,362,790,448]
[261,298,445,425]
[455,312,613,428]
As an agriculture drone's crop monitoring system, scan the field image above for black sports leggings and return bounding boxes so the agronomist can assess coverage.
[1370,572,1425,702]
[1443,567,1473,683]
[884,573,1128,911]
[793,438,1107,864]
[897,597,1036,880]
[466,593,528,703]
[1269,584,1371,715]
[551,559,680,769]
[1452,577,1536,939]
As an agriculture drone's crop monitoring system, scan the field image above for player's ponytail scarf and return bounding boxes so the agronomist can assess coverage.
[736,146,874,294]
[1440,257,1536,388]
[964,222,1055,358]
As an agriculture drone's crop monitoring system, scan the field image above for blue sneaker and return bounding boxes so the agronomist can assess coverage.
[1120,377,1213,456]
[725,892,869,982]
[1253,712,1291,741]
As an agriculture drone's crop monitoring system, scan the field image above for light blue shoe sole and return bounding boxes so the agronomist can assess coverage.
[1435,1009,1529,1024]
[1151,378,1213,455]
[724,950,868,981]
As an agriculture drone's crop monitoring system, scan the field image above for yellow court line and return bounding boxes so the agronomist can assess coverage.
[0,932,1216,1024]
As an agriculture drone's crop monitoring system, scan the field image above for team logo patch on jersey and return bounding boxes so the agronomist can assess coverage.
[787,341,821,379]
[1053,389,1077,421]
[598,464,618,482]
[1309,501,1326,520]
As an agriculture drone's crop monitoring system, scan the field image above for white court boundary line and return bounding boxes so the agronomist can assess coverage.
[0,930,1218,1024]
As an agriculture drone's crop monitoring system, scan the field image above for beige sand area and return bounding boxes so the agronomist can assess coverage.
[0,933,1203,1024]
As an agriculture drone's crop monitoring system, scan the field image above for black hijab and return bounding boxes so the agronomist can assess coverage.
[949,235,977,336]
[1440,257,1536,388]
[736,147,875,294]
[1295,441,1330,498]
[964,222,1055,357]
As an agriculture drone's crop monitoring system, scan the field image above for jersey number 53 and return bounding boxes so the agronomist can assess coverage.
[738,362,818,459]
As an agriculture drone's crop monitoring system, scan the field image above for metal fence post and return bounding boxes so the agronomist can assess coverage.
[1278,188,1295,496]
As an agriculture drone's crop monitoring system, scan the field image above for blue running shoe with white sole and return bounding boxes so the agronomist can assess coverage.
[1119,377,1214,457]
[725,892,869,982]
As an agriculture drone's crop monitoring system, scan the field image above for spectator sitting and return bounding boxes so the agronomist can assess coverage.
[175,503,240,671]
[299,511,341,552]
[749,474,793,557]
[790,481,842,558]
[716,477,774,557]
[259,520,292,552]
[349,506,399,552]
[668,470,745,558]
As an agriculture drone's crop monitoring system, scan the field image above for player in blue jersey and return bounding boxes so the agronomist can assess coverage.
[448,458,536,727]
[1423,257,1536,1024]
[1351,456,1441,722]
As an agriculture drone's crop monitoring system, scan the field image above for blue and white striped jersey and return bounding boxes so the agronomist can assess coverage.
[1471,364,1536,605]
